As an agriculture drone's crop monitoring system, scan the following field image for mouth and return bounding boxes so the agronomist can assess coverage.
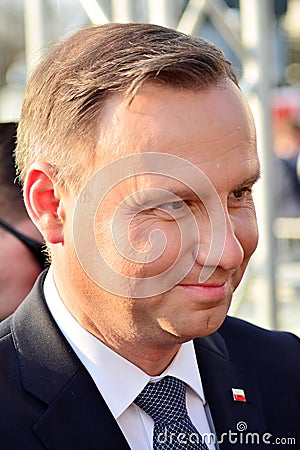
[176,281,229,303]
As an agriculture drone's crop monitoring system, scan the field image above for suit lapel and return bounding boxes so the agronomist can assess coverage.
[32,366,130,450]
[13,273,267,449]
[194,331,266,447]
[12,273,130,450]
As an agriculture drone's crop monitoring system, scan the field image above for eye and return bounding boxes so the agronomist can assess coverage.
[158,200,185,211]
[148,200,189,220]
[233,186,253,198]
[229,186,254,207]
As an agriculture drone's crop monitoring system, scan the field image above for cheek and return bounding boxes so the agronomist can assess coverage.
[128,219,182,278]
[93,219,177,278]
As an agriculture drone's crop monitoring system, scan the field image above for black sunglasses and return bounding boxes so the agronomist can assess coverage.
[0,218,48,270]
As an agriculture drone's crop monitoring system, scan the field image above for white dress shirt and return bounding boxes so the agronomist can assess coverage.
[44,268,216,449]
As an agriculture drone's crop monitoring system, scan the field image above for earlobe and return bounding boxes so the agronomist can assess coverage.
[23,162,65,245]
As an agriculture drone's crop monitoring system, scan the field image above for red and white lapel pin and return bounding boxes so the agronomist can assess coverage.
[231,388,247,402]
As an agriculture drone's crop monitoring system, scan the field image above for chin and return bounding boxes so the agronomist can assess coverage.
[201,314,227,336]
[193,304,230,337]
[161,311,227,342]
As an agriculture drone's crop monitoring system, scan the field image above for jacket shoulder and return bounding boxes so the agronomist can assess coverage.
[218,315,300,368]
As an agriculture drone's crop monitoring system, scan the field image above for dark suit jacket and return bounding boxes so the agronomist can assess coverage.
[0,272,299,449]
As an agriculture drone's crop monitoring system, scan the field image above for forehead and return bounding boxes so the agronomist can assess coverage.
[95,81,258,189]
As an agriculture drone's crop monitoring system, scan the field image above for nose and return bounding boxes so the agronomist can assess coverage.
[194,210,244,272]
[218,213,244,270]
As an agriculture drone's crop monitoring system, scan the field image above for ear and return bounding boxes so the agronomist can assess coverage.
[23,162,65,245]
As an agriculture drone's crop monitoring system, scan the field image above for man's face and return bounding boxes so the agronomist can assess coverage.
[61,81,259,344]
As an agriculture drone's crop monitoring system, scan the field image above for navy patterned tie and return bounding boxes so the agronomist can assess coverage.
[135,376,209,449]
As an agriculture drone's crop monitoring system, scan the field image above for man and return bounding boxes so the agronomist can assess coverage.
[0,122,46,320]
[0,23,299,449]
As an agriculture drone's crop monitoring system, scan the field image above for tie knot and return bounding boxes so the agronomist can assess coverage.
[135,376,188,424]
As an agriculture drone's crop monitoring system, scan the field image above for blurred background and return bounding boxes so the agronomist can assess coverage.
[1,0,300,335]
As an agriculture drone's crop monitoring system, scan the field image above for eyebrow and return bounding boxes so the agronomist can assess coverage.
[159,168,262,199]
[232,168,261,191]
[131,188,188,208]
[130,167,262,208]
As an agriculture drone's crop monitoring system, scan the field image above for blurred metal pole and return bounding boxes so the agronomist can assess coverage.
[111,0,136,22]
[78,0,109,24]
[148,0,179,27]
[23,0,46,74]
[206,0,246,62]
[240,0,278,329]
[177,0,207,33]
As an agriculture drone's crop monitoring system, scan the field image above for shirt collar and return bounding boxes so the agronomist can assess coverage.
[44,267,206,419]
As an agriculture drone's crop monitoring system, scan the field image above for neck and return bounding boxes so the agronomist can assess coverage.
[116,343,181,376]
[85,316,182,376]
[52,264,183,376]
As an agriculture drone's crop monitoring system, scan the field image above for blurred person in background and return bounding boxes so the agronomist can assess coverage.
[272,88,300,218]
[0,122,47,321]
[271,91,300,264]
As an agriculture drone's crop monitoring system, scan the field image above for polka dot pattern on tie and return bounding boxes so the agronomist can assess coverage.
[135,376,209,449]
